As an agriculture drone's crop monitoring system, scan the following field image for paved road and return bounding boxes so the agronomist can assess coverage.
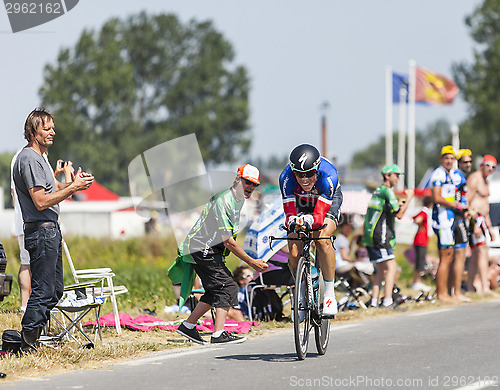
[4,300,500,390]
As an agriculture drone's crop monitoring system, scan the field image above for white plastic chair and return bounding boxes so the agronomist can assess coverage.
[62,239,128,335]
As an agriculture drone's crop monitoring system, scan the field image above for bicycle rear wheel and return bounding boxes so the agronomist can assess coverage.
[293,257,311,360]
[314,273,330,355]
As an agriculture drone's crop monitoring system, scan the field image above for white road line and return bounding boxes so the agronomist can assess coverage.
[118,347,223,366]
[409,308,454,317]
[331,323,361,331]
[454,380,499,390]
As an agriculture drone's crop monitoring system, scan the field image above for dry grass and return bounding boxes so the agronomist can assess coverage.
[1,292,499,382]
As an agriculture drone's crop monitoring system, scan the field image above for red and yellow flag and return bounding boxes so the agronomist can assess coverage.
[415,66,459,105]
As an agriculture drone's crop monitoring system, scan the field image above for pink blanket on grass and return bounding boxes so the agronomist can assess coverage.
[83,313,256,334]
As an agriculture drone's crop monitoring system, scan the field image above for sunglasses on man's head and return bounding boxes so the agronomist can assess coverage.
[242,178,259,187]
[294,170,317,178]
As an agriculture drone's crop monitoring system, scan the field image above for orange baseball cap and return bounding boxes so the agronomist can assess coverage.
[237,164,260,185]
[481,154,497,165]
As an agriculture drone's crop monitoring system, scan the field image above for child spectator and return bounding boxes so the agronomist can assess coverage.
[228,265,254,321]
[411,196,433,292]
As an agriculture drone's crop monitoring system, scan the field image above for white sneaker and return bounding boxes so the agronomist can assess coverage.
[411,282,432,292]
[322,293,338,317]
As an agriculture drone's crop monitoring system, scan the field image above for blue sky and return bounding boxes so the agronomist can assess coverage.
[0,0,482,165]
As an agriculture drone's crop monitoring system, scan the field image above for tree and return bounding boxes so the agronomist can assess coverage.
[350,119,454,186]
[0,152,15,208]
[40,12,250,195]
[452,0,500,155]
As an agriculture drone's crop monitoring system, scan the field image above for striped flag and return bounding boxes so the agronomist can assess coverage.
[415,66,459,105]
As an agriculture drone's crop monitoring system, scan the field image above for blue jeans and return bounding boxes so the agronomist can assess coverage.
[22,223,64,332]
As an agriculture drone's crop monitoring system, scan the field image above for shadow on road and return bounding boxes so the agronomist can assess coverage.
[215,352,321,362]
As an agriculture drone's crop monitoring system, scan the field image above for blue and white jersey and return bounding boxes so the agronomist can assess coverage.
[430,165,459,229]
[279,156,341,228]
[453,169,468,207]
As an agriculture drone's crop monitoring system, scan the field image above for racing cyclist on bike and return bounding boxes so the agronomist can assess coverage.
[279,144,343,317]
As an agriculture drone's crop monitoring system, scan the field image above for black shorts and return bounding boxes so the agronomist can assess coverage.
[454,217,469,249]
[191,251,239,308]
[414,245,427,272]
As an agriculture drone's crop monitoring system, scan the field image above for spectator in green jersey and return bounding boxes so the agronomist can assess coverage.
[363,164,413,309]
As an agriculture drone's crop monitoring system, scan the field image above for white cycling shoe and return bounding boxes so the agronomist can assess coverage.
[322,293,338,317]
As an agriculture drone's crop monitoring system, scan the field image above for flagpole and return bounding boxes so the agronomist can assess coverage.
[407,60,416,190]
[385,66,393,165]
[451,123,459,169]
[397,87,407,191]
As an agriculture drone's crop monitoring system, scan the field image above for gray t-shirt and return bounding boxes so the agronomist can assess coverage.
[13,147,59,223]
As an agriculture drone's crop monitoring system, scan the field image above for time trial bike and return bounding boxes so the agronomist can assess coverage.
[270,224,335,360]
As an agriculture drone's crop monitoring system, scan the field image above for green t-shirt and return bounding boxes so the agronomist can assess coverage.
[179,187,244,259]
[363,184,400,249]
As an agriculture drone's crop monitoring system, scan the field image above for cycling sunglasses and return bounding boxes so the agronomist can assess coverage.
[293,170,317,178]
[242,178,259,187]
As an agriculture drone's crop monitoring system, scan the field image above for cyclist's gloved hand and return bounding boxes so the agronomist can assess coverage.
[302,214,314,230]
[287,216,299,233]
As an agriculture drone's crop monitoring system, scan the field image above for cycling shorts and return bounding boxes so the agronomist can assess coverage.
[367,246,395,263]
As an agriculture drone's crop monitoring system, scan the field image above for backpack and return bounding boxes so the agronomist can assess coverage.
[2,330,21,354]
[251,289,284,321]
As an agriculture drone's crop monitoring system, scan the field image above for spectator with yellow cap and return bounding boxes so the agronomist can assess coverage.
[430,146,468,302]
[451,148,474,302]
[172,164,268,345]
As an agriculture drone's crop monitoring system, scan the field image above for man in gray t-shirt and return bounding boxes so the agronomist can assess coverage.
[13,108,94,354]
[13,148,59,223]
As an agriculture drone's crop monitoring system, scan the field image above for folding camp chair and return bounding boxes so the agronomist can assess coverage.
[50,278,104,348]
[63,239,128,335]
[245,262,294,322]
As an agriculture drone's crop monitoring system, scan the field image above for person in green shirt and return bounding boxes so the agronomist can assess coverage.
[363,164,413,308]
[173,164,268,345]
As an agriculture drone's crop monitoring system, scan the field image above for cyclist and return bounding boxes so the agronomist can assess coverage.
[279,144,343,317]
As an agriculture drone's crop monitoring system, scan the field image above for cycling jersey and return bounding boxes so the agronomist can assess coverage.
[179,188,243,259]
[454,169,468,207]
[279,157,342,229]
[430,165,459,230]
[362,185,400,249]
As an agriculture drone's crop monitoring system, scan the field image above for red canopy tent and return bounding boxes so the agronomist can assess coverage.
[73,180,120,201]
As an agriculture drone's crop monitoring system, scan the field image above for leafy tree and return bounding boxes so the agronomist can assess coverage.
[452,0,500,155]
[0,152,15,208]
[40,12,250,195]
[350,119,454,186]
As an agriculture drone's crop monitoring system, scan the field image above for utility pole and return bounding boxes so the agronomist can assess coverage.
[320,101,330,157]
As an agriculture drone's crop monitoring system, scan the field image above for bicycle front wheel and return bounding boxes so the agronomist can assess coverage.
[294,256,311,360]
